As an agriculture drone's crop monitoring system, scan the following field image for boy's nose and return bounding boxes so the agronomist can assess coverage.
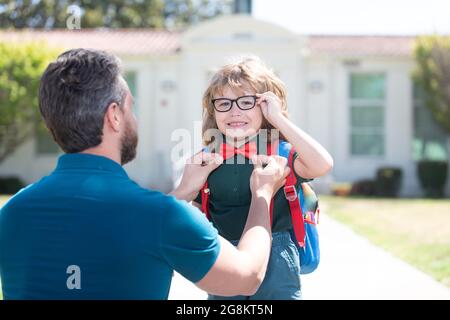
[229,101,242,115]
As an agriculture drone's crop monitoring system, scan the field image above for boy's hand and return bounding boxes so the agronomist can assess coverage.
[256,92,284,127]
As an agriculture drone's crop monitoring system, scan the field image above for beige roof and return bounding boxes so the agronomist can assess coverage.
[307,35,415,56]
[0,29,415,57]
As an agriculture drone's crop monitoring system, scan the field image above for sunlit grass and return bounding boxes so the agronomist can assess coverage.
[0,195,10,208]
[321,195,450,287]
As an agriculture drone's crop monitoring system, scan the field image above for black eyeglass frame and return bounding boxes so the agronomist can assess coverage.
[211,95,257,112]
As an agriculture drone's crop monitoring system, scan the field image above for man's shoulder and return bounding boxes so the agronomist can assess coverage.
[123,181,193,214]
[0,185,29,212]
[1,172,85,211]
[0,178,47,213]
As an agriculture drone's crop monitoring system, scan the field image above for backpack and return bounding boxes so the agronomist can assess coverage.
[199,140,320,274]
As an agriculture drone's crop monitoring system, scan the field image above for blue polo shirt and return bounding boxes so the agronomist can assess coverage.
[0,153,220,299]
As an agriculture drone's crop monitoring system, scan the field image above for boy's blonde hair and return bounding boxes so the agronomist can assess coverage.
[202,56,289,146]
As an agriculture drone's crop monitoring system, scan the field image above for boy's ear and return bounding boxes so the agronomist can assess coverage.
[105,102,121,132]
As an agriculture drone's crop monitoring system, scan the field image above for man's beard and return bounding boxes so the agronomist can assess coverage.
[120,120,138,165]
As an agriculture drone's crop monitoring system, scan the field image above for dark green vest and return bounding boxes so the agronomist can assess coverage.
[194,138,311,240]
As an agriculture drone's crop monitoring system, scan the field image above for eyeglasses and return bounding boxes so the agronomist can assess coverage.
[211,95,257,112]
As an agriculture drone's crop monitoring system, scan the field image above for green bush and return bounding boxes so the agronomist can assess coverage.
[375,167,403,197]
[0,41,59,163]
[0,176,25,195]
[417,161,448,198]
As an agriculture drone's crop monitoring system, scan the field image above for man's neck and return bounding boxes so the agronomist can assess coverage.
[80,145,121,165]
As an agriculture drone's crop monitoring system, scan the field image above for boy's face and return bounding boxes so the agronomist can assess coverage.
[213,85,263,143]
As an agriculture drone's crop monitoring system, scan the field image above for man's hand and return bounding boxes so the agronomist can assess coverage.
[250,155,290,200]
[170,152,223,202]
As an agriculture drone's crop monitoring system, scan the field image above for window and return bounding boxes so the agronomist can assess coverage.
[412,84,448,161]
[234,0,252,14]
[35,123,59,155]
[124,71,138,116]
[349,73,385,156]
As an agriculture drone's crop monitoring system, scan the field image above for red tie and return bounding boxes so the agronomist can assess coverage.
[219,141,258,160]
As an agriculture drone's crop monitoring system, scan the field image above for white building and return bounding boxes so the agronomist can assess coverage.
[0,15,448,196]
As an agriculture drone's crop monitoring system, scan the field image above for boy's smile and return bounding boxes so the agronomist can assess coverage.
[226,121,248,128]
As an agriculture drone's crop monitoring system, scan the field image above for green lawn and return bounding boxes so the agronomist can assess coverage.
[321,195,450,287]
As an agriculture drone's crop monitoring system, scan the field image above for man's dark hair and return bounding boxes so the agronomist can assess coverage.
[39,48,125,153]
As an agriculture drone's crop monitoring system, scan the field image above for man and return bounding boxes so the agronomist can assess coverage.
[0,49,289,299]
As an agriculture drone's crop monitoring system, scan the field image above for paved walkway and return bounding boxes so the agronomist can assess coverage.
[169,213,450,300]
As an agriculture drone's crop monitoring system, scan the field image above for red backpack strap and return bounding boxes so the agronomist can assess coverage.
[199,147,211,220]
[267,141,276,226]
[285,148,306,247]
[200,182,210,220]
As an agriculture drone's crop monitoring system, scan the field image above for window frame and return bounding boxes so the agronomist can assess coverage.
[349,72,386,158]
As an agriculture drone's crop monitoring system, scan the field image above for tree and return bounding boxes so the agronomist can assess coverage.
[0,0,72,28]
[413,35,450,197]
[0,42,59,163]
[0,0,233,29]
[413,36,450,134]
[164,0,233,30]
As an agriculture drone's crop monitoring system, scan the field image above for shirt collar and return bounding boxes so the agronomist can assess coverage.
[55,153,129,178]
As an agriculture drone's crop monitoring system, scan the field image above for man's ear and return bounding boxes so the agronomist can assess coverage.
[105,103,121,132]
